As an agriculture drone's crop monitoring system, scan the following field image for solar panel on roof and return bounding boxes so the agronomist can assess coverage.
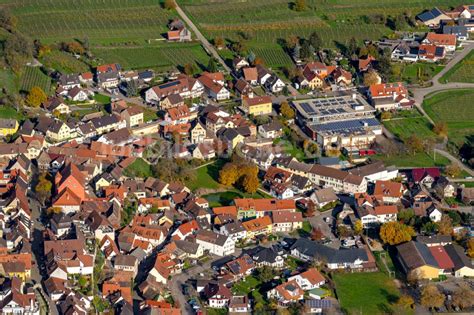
[159,80,180,89]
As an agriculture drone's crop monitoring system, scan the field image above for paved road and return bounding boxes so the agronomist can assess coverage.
[434,148,474,176]
[175,3,231,73]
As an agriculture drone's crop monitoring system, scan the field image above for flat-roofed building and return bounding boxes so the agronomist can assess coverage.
[292,94,381,147]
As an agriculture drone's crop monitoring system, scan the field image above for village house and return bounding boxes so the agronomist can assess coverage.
[271,210,303,233]
[195,230,235,256]
[167,18,191,42]
[241,96,272,116]
[160,94,184,110]
[145,75,203,104]
[368,82,414,111]
[198,72,230,101]
[242,216,273,239]
[0,119,19,137]
[422,32,457,52]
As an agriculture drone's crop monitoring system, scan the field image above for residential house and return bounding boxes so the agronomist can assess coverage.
[310,188,338,209]
[357,204,398,227]
[242,216,273,239]
[46,121,77,142]
[0,277,40,315]
[267,280,304,306]
[145,75,203,104]
[165,105,196,125]
[250,246,285,269]
[228,296,251,314]
[241,96,272,116]
[417,8,451,27]
[192,143,216,160]
[444,244,474,277]
[202,283,232,309]
[114,255,139,277]
[59,74,81,90]
[195,230,235,256]
[233,198,296,220]
[234,79,254,98]
[198,73,230,101]
[233,57,249,70]
[272,211,303,233]
[264,75,285,93]
[418,44,446,62]
[368,82,413,111]
[258,120,283,139]
[167,18,191,42]
[97,72,120,89]
[67,87,90,102]
[43,97,71,115]
[243,67,258,85]
[373,180,404,203]
[160,94,184,110]
[288,268,325,290]
[0,119,19,137]
[422,33,457,52]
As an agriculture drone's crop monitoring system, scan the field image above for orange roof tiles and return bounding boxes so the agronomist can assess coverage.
[242,216,272,232]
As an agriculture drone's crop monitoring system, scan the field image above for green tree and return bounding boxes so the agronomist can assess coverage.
[420,285,445,310]
[354,219,363,235]
[363,70,380,86]
[433,121,448,137]
[26,86,47,108]
[35,173,52,206]
[294,0,307,11]
[183,63,197,76]
[125,80,139,97]
[242,173,259,194]
[163,0,176,10]
[308,32,322,52]
[280,101,295,119]
[405,134,423,155]
[207,57,218,73]
[421,221,438,234]
[256,266,274,283]
[438,214,453,235]
[445,163,461,178]
[398,209,415,224]
[347,37,358,57]
[0,8,17,31]
[379,221,416,245]
[218,163,239,186]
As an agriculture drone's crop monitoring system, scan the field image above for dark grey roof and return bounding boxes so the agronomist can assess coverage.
[251,247,280,264]
[114,254,137,267]
[443,25,468,37]
[444,244,474,271]
[290,238,368,264]
[397,241,438,269]
[417,235,452,245]
[174,240,200,254]
[311,118,380,132]
[305,299,332,309]
[91,114,119,128]
[260,120,283,133]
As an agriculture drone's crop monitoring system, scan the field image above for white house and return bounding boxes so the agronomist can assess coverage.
[196,230,235,256]
[217,221,247,242]
[288,268,326,291]
[428,207,442,222]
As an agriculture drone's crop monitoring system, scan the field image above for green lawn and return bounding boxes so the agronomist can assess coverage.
[373,152,450,168]
[334,272,401,315]
[383,116,436,141]
[185,160,224,191]
[439,50,474,83]
[463,182,474,188]
[203,190,272,207]
[123,158,152,178]
[0,106,24,121]
[400,63,444,84]
[0,69,19,96]
[93,94,111,105]
[232,276,261,295]
[422,89,474,149]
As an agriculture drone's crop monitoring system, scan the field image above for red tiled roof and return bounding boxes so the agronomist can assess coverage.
[429,246,454,269]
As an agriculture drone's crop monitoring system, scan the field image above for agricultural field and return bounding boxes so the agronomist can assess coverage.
[422,89,474,149]
[439,50,474,83]
[19,66,52,94]
[92,43,210,71]
[179,0,460,67]
[1,0,177,44]
[399,63,444,84]
[0,69,19,97]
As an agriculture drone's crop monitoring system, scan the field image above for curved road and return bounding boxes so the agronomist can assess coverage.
[409,42,474,175]
[175,3,231,73]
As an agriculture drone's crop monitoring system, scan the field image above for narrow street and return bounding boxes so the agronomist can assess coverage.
[175,3,231,73]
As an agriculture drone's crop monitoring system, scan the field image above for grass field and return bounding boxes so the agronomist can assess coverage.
[0,69,19,96]
[400,63,444,84]
[203,190,272,207]
[92,43,210,71]
[40,51,90,74]
[0,106,24,121]
[19,66,52,94]
[383,114,436,141]
[180,0,459,67]
[422,89,474,149]
[334,272,401,315]
[374,151,450,168]
[439,50,474,83]
[185,160,224,191]
[3,0,177,44]
[123,158,152,178]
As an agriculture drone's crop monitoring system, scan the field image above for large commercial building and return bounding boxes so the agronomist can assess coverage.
[292,94,382,148]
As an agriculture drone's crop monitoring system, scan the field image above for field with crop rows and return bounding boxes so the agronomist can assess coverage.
[179,0,460,68]
[0,0,177,44]
[20,67,52,94]
[92,43,210,71]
